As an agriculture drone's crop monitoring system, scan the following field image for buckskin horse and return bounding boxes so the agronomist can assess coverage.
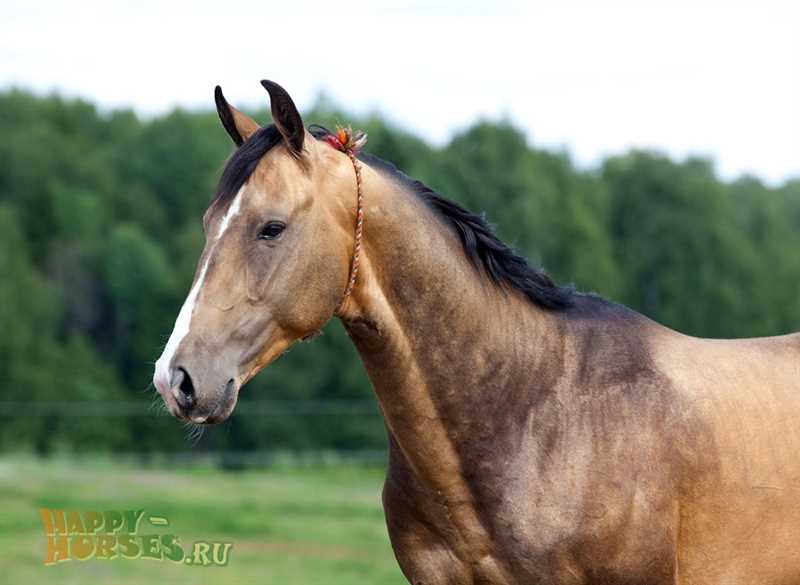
[153,80,800,584]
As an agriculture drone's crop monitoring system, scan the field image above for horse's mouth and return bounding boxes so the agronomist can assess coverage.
[200,390,239,425]
[157,377,239,425]
[189,378,239,425]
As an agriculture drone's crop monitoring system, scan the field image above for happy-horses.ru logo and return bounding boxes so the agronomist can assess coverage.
[39,508,232,567]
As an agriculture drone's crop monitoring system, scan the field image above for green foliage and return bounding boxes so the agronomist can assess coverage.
[0,89,798,455]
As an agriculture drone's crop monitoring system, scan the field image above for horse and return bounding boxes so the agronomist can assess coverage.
[153,80,800,584]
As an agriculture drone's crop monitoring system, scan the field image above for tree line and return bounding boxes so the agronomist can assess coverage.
[1,89,799,456]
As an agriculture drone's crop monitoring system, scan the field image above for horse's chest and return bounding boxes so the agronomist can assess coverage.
[383,448,678,585]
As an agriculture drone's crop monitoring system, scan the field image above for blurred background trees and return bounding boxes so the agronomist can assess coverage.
[2,89,799,457]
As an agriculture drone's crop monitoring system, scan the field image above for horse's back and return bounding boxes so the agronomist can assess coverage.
[654,330,800,584]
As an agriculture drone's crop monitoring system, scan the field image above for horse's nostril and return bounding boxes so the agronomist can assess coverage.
[177,367,196,404]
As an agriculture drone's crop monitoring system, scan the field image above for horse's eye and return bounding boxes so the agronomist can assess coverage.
[258,221,286,240]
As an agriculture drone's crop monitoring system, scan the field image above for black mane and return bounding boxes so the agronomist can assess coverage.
[213,125,575,311]
[357,152,574,310]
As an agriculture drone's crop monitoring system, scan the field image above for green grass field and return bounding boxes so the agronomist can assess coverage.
[0,456,406,584]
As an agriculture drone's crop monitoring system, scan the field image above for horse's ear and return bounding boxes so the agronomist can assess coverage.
[260,80,305,156]
[214,85,260,146]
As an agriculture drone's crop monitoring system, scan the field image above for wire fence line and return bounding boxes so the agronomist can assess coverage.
[0,401,389,467]
[0,400,381,417]
[33,449,391,466]
[169,449,388,467]
[0,449,390,467]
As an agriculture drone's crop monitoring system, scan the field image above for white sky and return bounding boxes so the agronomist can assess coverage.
[2,0,798,184]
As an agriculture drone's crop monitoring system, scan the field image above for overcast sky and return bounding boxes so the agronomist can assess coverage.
[2,0,798,184]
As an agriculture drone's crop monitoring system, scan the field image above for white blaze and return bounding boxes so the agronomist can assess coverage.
[154,187,245,386]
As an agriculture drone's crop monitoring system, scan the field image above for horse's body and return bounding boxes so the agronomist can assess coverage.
[154,81,800,584]
[343,162,800,584]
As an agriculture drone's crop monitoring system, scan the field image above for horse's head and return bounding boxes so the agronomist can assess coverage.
[153,80,359,424]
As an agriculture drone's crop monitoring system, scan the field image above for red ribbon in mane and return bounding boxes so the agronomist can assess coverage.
[323,126,368,155]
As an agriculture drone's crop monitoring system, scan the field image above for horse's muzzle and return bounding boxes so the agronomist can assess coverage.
[154,365,239,424]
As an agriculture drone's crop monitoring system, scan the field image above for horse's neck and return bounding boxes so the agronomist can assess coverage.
[339,166,560,495]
